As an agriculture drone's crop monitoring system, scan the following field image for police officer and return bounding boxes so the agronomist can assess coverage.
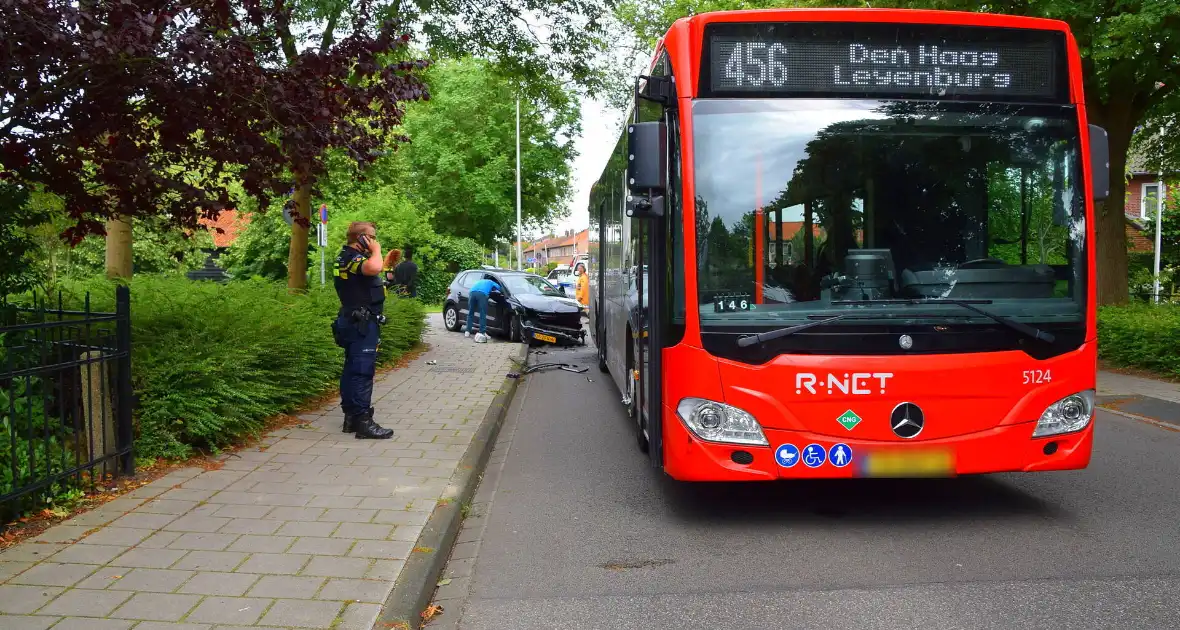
[332,221,394,439]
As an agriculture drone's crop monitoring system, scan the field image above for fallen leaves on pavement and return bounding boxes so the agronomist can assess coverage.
[421,603,444,623]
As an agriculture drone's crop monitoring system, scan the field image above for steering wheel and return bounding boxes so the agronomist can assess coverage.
[958,258,1007,269]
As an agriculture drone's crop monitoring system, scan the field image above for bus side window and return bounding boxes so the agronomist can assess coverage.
[647,51,687,337]
[667,91,685,330]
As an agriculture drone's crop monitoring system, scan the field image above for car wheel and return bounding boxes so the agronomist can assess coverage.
[443,304,460,332]
[508,313,522,343]
[627,331,649,454]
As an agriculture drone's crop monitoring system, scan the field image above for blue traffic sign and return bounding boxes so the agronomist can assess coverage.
[319,205,328,224]
[774,444,800,468]
[828,443,852,468]
[802,444,826,468]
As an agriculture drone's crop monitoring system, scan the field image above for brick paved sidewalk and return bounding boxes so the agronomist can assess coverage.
[0,313,519,630]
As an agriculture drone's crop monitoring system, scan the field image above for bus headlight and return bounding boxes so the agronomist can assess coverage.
[676,398,768,446]
[1032,390,1095,437]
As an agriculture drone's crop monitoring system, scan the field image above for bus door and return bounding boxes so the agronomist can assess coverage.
[627,73,675,468]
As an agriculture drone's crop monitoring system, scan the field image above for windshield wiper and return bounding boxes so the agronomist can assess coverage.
[832,298,1056,344]
[735,313,852,348]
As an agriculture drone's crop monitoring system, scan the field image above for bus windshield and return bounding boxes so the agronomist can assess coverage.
[692,99,1086,332]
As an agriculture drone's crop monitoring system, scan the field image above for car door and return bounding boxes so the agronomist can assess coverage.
[483,273,507,331]
[455,272,475,324]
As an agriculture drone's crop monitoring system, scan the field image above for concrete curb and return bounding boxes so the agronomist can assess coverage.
[375,341,529,630]
[1099,405,1180,433]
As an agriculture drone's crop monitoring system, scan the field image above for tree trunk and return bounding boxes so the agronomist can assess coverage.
[104,215,133,279]
[1089,104,1135,306]
[286,170,312,292]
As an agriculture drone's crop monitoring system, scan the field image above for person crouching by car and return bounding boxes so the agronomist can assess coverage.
[465,276,502,343]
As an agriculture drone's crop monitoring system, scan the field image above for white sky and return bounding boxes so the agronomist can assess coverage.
[548,18,650,237]
[554,96,620,234]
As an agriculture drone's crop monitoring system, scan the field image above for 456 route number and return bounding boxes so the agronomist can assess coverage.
[723,42,789,87]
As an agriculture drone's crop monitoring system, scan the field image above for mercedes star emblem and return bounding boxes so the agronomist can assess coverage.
[890,402,924,439]
[898,334,914,350]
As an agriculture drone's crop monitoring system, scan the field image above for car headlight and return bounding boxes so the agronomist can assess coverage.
[1032,390,1095,437]
[675,398,768,446]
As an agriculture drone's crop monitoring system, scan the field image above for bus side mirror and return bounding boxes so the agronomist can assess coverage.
[1089,124,1109,201]
[627,121,666,219]
[628,121,666,193]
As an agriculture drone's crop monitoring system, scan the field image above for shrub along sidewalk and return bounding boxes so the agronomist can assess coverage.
[1,276,425,525]
[1097,304,1180,379]
[46,276,425,461]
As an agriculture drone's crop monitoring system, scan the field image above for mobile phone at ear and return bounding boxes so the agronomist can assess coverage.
[358,235,371,250]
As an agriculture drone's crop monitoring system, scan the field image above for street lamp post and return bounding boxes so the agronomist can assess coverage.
[516,98,523,271]
[1154,181,1165,303]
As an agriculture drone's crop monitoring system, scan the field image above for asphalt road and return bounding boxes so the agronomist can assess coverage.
[438,343,1180,630]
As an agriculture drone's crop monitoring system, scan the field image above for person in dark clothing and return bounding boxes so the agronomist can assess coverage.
[389,246,419,298]
[331,221,394,440]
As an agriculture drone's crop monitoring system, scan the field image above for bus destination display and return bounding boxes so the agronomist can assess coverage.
[705,24,1062,100]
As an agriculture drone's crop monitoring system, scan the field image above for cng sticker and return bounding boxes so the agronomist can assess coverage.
[836,409,862,431]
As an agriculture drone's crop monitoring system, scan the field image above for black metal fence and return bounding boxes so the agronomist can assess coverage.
[0,286,133,517]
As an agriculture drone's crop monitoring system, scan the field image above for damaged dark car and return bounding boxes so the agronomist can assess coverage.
[442,269,586,346]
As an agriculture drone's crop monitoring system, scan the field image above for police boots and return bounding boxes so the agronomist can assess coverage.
[354,408,394,440]
[342,412,360,434]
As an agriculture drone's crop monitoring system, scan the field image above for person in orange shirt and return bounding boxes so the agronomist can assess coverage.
[575,262,589,308]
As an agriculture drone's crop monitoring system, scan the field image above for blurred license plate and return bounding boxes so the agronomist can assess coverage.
[533,333,557,343]
[862,450,955,478]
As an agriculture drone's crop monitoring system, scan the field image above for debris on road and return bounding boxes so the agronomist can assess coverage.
[507,362,590,379]
[523,362,589,375]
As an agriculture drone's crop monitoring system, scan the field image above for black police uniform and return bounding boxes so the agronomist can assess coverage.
[332,244,394,439]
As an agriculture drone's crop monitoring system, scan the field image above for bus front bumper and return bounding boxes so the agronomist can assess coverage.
[660,410,1094,482]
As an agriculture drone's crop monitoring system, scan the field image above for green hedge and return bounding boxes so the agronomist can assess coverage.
[42,276,424,460]
[413,235,483,304]
[1097,304,1180,378]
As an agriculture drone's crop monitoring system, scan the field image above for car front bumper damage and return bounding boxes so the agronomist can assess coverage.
[521,321,585,346]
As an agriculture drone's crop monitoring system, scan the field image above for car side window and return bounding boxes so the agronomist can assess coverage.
[458,272,477,289]
[485,274,507,294]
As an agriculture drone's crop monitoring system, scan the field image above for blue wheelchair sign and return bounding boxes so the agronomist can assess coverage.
[802,444,827,468]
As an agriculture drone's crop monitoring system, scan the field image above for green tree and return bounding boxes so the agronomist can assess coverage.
[324,186,435,253]
[614,0,1180,305]
[67,217,214,276]
[269,0,613,290]
[221,206,317,282]
[396,58,578,247]
[0,184,49,296]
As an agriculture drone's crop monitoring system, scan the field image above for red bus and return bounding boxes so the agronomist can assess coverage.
[587,8,1110,481]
